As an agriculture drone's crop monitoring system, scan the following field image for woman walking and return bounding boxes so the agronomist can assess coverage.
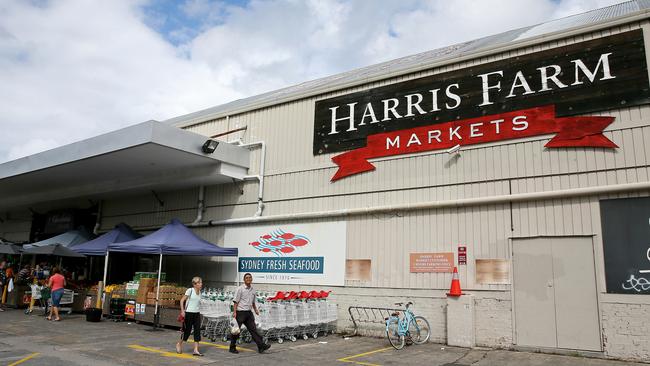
[176,277,203,356]
[47,267,65,321]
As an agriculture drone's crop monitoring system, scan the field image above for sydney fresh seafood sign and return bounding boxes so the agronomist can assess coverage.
[242,230,323,274]
[313,30,650,181]
[223,222,346,286]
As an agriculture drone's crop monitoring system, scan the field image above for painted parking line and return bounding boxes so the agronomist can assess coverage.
[199,341,254,352]
[128,344,199,360]
[337,347,392,366]
[8,353,40,366]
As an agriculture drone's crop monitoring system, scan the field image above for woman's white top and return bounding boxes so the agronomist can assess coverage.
[185,288,200,313]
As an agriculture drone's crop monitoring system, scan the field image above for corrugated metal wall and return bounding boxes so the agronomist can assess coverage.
[99,21,650,292]
[0,211,32,243]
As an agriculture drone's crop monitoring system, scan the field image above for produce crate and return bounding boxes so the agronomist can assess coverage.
[133,272,165,283]
[135,304,181,328]
[110,298,127,317]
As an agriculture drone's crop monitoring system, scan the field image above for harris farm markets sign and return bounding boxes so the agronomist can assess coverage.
[313,30,650,181]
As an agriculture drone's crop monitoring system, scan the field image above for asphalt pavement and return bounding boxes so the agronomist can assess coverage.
[0,308,647,366]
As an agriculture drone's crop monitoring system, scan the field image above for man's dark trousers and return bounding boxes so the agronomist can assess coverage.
[230,310,264,349]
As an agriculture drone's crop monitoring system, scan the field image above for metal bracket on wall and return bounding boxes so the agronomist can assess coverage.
[151,190,164,207]
[232,178,244,195]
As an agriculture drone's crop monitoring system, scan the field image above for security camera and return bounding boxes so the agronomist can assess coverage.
[447,144,461,155]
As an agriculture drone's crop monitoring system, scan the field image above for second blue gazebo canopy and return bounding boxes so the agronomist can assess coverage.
[108,218,237,256]
[94,218,237,323]
[72,223,142,256]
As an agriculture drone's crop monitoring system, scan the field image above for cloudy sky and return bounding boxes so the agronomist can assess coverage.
[0,0,625,163]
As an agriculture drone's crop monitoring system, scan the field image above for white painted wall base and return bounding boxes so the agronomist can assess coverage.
[447,294,475,348]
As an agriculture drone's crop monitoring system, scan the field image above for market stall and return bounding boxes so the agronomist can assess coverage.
[108,218,237,327]
[20,244,87,312]
[73,219,237,326]
[71,223,142,314]
[21,229,93,288]
[1,242,25,307]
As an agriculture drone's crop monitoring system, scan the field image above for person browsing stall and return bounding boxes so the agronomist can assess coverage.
[176,277,204,356]
[230,273,271,354]
[47,267,66,321]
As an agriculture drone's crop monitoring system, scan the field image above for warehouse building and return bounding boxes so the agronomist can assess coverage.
[2,1,650,361]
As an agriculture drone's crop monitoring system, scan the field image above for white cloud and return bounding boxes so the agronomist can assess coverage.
[550,0,626,18]
[0,0,626,163]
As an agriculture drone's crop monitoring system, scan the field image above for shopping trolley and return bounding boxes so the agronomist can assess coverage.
[48,289,76,315]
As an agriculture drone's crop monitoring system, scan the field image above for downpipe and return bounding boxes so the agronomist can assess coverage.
[239,141,266,217]
[187,141,266,228]
[93,200,103,235]
[189,186,205,226]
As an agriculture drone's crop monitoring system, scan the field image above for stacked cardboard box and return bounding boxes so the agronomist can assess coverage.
[136,278,156,304]
[145,285,185,308]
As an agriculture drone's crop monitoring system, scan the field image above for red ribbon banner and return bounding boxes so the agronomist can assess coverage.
[331,105,616,181]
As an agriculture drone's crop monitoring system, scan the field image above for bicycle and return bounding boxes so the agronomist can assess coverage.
[384,301,431,350]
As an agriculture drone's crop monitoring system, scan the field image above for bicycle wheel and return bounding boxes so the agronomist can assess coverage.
[386,318,405,350]
[408,316,431,345]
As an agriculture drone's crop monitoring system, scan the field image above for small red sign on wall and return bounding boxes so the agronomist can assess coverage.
[458,246,467,265]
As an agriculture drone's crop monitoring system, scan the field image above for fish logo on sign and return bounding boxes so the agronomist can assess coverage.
[249,229,310,256]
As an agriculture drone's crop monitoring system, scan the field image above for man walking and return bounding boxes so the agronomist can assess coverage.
[230,273,271,354]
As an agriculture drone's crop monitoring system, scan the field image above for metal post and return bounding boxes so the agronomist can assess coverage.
[102,252,109,287]
[153,252,163,328]
[98,251,109,309]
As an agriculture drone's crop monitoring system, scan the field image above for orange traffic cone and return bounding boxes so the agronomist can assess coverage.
[447,267,463,297]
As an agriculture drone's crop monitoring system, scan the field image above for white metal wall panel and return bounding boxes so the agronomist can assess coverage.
[98,22,650,293]
[513,190,650,305]
[344,204,511,290]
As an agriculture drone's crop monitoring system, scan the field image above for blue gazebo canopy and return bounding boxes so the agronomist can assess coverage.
[108,218,237,256]
[72,223,142,256]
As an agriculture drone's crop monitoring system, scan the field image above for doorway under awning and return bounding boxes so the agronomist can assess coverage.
[0,120,250,210]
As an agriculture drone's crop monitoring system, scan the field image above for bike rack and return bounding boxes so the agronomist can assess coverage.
[346,306,404,337]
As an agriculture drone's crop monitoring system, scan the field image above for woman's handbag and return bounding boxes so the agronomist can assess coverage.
[177,288,192,323]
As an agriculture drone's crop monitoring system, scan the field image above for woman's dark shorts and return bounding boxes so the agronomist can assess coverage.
[51,288,64,307]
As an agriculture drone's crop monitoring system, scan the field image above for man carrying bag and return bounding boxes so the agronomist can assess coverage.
[230,273,271,354]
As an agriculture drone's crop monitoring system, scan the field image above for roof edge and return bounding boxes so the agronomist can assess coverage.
[166,6,650,129]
